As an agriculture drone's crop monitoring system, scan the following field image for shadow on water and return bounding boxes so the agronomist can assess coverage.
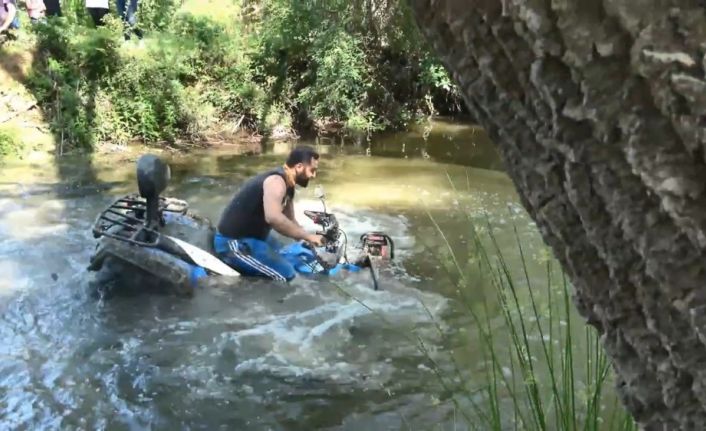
[260,117,504,172]
[368,118,503,170]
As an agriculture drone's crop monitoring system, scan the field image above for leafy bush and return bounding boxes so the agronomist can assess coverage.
[250,0,462,133]
[0,126,21,157]
[28,20,123,149]
[135,0,181,32]
[23,0,461,150]
[26,10,260,149]
[296,29,369,122]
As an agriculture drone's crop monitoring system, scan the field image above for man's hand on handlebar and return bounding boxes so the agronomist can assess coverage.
[305,233,326,247]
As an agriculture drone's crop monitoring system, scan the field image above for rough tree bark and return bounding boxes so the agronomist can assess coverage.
[409,0,706,429]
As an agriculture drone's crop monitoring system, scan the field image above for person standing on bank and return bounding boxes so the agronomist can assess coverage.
[0,0,18,34]
[213,146,325,282]
[115,0,142,39]
[85,0,109,27]
[25,0,46,24]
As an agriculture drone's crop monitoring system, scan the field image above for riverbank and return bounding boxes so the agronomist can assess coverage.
[0,0,463,161]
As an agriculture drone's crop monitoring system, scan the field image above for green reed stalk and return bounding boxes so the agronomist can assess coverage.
[335,168,637,430]
[417,170,639,430]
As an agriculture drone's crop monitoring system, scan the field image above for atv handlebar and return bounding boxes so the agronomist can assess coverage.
[303,209,344,269]
[302,207,395,272]
[304,210,341,244]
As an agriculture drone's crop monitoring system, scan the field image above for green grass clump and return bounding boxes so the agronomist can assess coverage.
[0,126,22,158]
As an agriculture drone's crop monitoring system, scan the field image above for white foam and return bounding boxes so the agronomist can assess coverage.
[294,199,415,261]
[198,279,449,387]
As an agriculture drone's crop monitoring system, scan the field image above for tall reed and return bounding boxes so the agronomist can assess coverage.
[420,184,637,430]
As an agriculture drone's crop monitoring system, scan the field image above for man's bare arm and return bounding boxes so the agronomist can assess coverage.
[0,4,16,32]
[283,197,299,226]
[263,175,309,240]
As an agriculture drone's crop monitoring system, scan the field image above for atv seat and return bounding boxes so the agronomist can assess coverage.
[136,154,171,229]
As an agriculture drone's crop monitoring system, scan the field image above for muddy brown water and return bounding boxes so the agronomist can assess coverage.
[0,119,612,430]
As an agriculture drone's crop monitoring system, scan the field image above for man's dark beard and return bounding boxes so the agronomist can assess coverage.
[295,175,309,187]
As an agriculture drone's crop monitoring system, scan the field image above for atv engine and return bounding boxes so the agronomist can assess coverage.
[359,232,394,260]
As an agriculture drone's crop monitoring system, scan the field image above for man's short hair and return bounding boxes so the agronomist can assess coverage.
[285,146,319,167]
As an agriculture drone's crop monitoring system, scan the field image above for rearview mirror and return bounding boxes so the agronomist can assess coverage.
[314,185,326,200]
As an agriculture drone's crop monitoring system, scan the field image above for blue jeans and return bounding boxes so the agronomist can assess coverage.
[115,0,138,26]
[213,233,296,282]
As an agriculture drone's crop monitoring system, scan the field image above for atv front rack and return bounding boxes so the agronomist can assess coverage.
[92,194,188,247]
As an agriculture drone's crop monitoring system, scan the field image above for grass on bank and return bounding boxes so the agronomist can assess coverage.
[0,125,23,158]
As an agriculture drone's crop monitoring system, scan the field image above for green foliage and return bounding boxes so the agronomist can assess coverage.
[135,0,181,31]
[171,13,265,124]
[26,8,263,149]
[28,20,123,149]
[60,0,180,29]
[250,0,461,134]
[107,62,186,142]
[0,126,21,158]
[421,61,456,94]
[296,29,369,121]
[23,0,461,150]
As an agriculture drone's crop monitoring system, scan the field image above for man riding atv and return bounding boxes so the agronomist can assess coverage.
[213,146,326,281]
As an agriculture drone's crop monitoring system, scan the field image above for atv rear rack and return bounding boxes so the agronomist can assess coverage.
[92,194,188,247]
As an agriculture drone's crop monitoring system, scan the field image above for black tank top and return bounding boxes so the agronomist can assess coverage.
[217,167,295,240]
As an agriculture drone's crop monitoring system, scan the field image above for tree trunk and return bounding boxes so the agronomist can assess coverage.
[409,0,706,428]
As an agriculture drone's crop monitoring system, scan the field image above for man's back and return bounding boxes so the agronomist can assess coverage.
[217,168,293,240]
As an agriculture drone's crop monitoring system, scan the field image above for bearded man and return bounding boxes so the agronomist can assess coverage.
[213,146,325,281]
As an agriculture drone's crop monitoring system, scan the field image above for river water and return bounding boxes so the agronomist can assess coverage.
[0,119,614,430]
